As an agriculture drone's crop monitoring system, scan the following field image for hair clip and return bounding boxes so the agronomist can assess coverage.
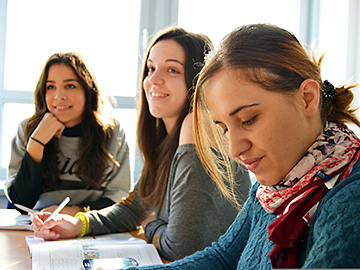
[322,80,336,103]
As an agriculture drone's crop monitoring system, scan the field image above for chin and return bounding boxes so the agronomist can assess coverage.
[257,177,280,187]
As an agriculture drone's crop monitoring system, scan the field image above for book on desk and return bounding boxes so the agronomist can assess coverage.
[0,209,163,269]
[27,232,163,269]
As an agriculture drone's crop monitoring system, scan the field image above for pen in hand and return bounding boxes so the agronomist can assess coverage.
[38,196,70,231]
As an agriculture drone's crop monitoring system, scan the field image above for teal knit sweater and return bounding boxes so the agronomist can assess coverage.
[128,159,360,269]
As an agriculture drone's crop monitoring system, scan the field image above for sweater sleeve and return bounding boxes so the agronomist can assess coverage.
[98,120,131,202]
[144,144,250,261]
[5,120,44,211]
[87,183,148,235]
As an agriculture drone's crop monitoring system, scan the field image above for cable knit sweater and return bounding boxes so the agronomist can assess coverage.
[127,159,360,269]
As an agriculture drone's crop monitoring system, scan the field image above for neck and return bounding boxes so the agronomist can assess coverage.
[163,118,176,134]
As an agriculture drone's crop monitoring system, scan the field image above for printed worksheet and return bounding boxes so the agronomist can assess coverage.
[29,233,163,270]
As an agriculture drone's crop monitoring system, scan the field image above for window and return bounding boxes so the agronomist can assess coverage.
[0,0,141,180]
[178,0,301,49]
[178,0,360,135]
[317,0,349,85]
[4,0,140,96]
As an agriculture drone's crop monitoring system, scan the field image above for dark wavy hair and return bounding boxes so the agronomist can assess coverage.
[25,52,116,190]
[137,27,213,209]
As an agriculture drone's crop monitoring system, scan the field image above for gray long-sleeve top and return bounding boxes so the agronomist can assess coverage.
[87,144,251,261]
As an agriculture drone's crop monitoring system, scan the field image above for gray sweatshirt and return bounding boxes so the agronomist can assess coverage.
[6,118,131,211]
[87,144,251,261]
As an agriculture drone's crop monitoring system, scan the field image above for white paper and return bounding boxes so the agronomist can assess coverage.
[28,233,163,270]
[26,233,146,256]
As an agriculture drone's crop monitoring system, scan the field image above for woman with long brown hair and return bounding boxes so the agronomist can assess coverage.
[30,27,251,262]
[6,52,131,216]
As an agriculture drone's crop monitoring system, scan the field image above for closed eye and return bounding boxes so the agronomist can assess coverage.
[242,115,257,126]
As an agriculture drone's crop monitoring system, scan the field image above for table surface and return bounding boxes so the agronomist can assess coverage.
[0,228,166,270]
[0,230,33,269]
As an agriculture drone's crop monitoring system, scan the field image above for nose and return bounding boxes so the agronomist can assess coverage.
[54,88,66,100]
[228,129,251,159]
[148,70,165,85]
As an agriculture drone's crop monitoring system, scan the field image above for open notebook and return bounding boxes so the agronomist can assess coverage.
[26,232,163,269]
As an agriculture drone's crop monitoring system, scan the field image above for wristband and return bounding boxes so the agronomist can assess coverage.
[29,136,45,147]
[75,212,89,238]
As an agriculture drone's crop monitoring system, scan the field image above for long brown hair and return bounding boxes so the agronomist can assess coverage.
[26,52,116,190]
[194,23,360,202]
[137,27,212,209]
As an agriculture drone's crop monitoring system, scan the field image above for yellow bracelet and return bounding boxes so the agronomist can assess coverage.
[75,212,89,238]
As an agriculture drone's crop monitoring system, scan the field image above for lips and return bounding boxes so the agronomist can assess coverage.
[150,91,168,98]
[241,157,262,173]
[54,105,71,112]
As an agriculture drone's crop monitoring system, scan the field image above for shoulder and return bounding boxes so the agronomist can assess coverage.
[303,169,360,267]
[324,158,360,204]
[106,117,121,132]
[13,118,30,146]
[314,161,360,223]
[169,144,211,189]
[179,113,194,145]
[106,118,126,140]
[17,118,30,134]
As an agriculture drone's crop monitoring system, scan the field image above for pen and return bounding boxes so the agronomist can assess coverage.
[39,196,70,231]
[14,204,37,214]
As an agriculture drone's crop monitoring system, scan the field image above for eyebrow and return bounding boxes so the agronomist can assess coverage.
[214,103,260,124]
[147,59,185,66]
[229,103,260,116]
[46,79,79,83]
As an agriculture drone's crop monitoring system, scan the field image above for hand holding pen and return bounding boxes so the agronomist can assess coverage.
[37,197,70,231]
[29,197,86,240]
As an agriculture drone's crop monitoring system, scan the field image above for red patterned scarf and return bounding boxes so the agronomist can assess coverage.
[256,122,360,268]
